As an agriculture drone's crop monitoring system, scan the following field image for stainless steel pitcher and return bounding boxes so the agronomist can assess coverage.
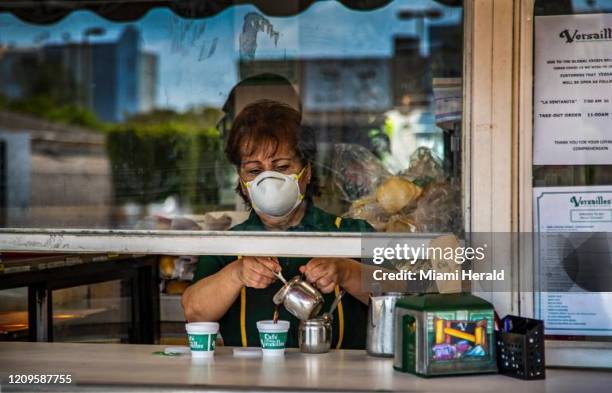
[273,276,324,321]
[366,292,408,357]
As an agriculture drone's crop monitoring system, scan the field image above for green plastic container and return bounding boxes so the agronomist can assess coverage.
[393,293,498,377]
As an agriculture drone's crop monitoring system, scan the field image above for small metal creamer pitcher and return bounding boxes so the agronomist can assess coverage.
[298,289,344,354]
[273,276,324,321]
[299,313,332,353]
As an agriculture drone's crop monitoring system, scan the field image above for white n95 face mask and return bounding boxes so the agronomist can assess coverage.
[243,167,306,217]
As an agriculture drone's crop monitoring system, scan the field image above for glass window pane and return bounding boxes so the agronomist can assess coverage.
[0,0,464,234]
[52,280,132,343]
[0,287,28,341]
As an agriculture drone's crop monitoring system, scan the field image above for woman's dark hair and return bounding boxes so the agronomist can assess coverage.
[225,99,319,206]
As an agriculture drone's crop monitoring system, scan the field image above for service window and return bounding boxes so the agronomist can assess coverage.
[0,0,464,237]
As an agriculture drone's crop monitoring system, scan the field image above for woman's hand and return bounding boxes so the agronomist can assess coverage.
[300,258,368,304]
[183,256,279,322]
[234,256,281,289]
[299,258,349,294]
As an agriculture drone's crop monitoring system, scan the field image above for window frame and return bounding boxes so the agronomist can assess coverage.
[0,0,471,255]
[0,228,444,257]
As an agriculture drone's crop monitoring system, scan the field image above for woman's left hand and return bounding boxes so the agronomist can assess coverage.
[299,258,348,294]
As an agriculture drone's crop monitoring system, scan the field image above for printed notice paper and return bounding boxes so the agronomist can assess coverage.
[534,186,612,336]
[534,14,612,165]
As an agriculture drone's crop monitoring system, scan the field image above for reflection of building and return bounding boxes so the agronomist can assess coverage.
[238,33,438,151]
[240,58,391,149]
[392,37,431,107]
[0,111,112,228]
[238,29,457,174]
[138,53,158,114]
[0,26,158,122]
[302,59,391,112]
[0,130,30,227]
[0,48,36,99]
[429,24,463,78]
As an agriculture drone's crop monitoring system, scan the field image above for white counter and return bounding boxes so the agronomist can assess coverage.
[0,342,610,392]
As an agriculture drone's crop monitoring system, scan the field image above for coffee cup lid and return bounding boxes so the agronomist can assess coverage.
[257,320,290,332]
[185,322,219,334]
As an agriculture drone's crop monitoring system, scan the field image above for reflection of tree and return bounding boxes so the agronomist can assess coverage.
[12,55,81,106]
[105,108,228,211]
[1,57,102,129]
[4,96,102,130]
[0,55,229,212]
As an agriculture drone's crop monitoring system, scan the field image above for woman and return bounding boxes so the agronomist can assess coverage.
[182,100,374,349]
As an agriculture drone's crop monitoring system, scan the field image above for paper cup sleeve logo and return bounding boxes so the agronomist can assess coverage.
[188,333,216,351]
[260,332,287,349]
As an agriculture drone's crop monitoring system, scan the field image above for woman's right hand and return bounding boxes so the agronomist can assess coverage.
[234,256,281,289]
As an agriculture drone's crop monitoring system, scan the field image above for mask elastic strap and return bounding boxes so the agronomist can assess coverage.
[240,178,255,209]
[295,167,307,202]
[293,166,307,181]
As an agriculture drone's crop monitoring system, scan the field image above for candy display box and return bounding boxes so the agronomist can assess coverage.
[393,293,498,377]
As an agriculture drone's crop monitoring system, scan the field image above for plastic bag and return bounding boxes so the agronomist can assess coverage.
[375,176,422,214]
[385,214,418,233]
[409,181,460,233]
[400,147,445,187]
[344,177,422,232]
[339,145,457,233]
[344,195,390,232]
[332,143,391,202]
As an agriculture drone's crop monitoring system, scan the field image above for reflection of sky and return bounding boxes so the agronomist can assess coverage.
[572,0,612,13]
[0,0,461,110]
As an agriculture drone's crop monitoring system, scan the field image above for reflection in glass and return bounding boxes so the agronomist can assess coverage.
[0,0,464,233]
[52,280,132,343]
[0,287,28,341]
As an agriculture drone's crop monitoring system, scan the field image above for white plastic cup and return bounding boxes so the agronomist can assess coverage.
[185,322,219,358]
[256,320,290,356]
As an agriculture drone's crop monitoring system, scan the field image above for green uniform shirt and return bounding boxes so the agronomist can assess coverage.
[193,202,374,349]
